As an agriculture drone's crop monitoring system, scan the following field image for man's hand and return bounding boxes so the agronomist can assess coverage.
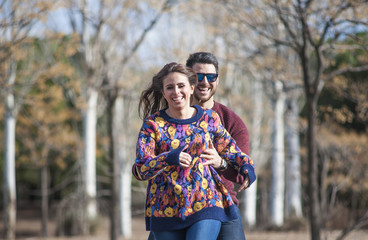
[237,175,250,192]
[201,139,222,169]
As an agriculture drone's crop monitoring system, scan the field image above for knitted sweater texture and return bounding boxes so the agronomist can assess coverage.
[132,105,256,231]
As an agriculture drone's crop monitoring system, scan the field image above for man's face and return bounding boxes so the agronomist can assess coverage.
[191,63,218,103]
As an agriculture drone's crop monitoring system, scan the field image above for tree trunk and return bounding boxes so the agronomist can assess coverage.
[120,165,132,237]
[285,95,302,218]
[114,96,132,238]
[242,78,263,227]
[270,80,285,227]
[3,62,17,240]
[3,108,17,240]
[41,161,49,237]
[82,88,98,231]
[307,94,321,240]
[108,95,120,240]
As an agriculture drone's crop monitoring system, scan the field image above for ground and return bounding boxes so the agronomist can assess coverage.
[2,208,367,240]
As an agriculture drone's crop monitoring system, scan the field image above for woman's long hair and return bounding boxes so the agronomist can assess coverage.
[138,62,197,119]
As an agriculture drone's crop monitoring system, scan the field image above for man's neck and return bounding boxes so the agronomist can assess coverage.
[193,97,215,109]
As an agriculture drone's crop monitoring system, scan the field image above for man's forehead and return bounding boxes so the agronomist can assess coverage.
[192,63,216,72]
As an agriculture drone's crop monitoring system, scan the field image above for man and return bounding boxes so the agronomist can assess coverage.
[186,52,250,240]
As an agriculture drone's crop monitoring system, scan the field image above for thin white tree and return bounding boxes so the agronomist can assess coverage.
[242,75,263,227]
[285,86,303,219]
[269,80,286,226]
[1,1,53,238]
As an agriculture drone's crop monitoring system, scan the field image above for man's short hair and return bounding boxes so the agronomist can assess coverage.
[186,52,219,73]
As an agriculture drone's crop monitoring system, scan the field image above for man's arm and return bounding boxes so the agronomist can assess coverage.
[221,127,249,183]
[201,120,250,188]
[202,143,250,191]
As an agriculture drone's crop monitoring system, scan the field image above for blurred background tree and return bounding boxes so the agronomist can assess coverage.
[1,1,56,238]
[1,1,367,240]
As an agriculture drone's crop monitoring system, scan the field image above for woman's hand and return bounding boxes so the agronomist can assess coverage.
[201,140,222,169]
[179,145,192,168]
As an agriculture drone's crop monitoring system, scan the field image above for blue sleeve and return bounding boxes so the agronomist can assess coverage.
[132,120,186,181]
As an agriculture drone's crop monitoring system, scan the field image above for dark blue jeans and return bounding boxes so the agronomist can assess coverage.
[148,205,245,240]
[149,219,221,240]
[217,205,246,240]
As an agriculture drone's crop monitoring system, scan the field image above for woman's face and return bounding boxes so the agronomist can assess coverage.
[162,72,194,112]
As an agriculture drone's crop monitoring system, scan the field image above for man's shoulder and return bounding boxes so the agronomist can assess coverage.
[213,101,232,112]
[213,101,249,153]
[213,101,244,121]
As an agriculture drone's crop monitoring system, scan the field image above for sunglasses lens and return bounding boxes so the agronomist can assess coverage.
[197,73,205,81]
[197,73,218,82]
[206,74,218,82]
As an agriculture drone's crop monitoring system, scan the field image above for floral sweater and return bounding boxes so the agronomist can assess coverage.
[132,105,256,231]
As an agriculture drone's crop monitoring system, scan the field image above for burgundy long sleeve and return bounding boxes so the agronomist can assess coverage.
[212,102,250,206]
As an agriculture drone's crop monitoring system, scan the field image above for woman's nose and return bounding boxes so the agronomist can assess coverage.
[174,86,180,94]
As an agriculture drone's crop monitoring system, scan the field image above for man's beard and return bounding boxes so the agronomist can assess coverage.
[194,90,214,103]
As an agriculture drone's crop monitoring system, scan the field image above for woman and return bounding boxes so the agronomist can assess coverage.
[132,63,256,240]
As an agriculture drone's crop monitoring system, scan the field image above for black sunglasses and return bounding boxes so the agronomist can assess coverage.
[196,73,218,82]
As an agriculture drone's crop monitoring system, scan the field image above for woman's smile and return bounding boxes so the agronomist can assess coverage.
[162,72,195,119]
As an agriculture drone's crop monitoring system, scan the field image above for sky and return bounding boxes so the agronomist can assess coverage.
[39,1,214,69]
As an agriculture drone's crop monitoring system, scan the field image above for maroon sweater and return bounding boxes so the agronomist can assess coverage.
[212,101,249,206]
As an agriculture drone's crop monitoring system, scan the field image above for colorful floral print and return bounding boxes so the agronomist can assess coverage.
[133,105,256,231]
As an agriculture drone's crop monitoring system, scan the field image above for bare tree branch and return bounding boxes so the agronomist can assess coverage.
[324,64,368,82]
[121,0,176,67]
[274,0,301,49]
[336,209,368,240]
